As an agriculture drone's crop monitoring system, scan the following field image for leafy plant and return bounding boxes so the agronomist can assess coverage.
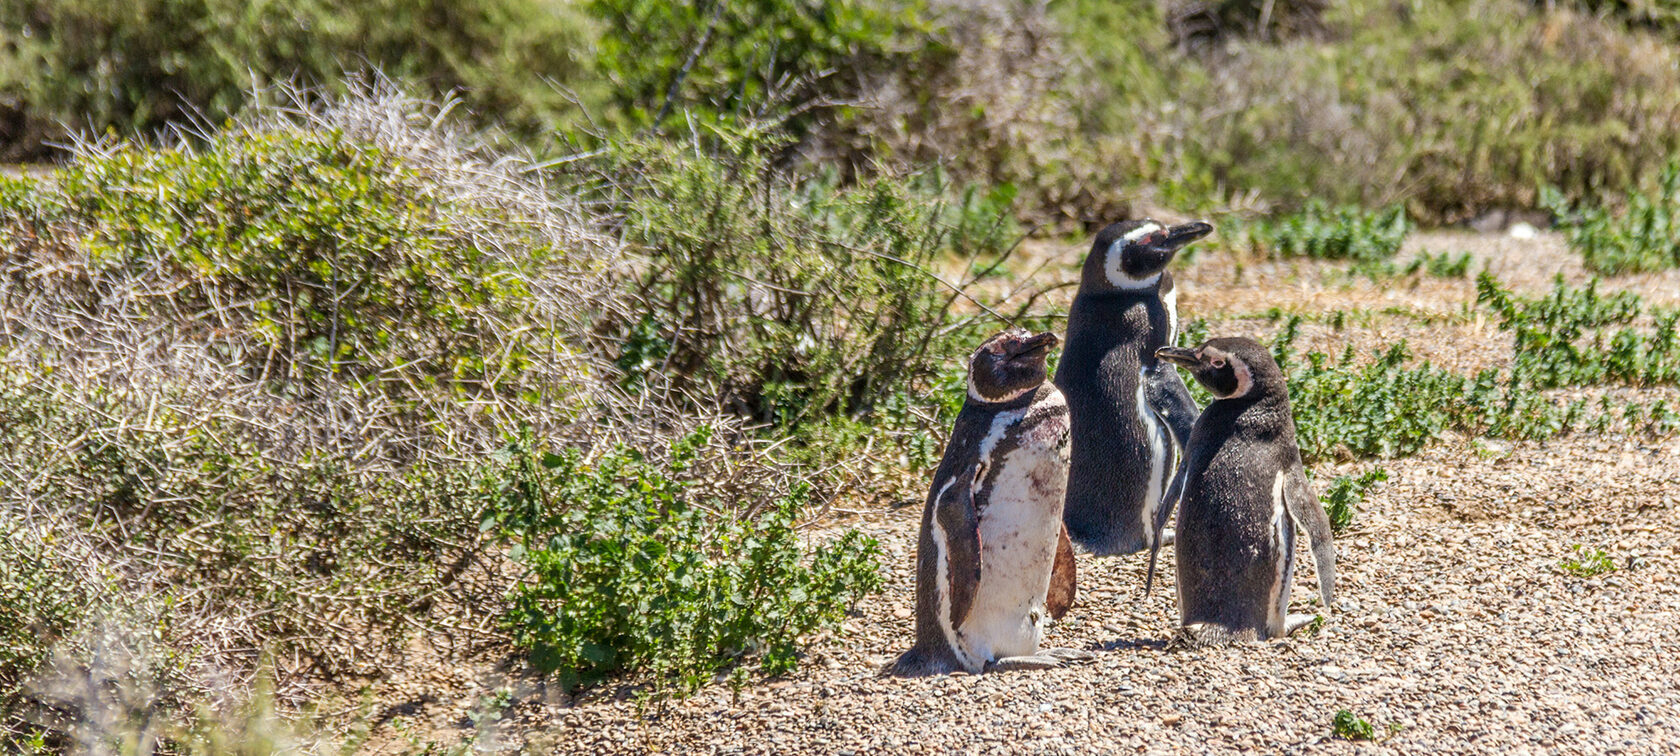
[1321,468,1389,533]
[587,0,936,131]
[1478,274,1680,389]
[491,431,883,694]
[0,0,597,158]
[1331,709,1377,740]
[1544,158,1680,274]
[581,128,1020,431]
[1245,202,1411,263]
[1560,545,1618,578]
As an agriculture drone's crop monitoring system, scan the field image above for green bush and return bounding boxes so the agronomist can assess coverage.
[1321,468,1389,533]
[32,130,534,388]
[0,520,93,712]
[587,0,933,131]
[1559,544,1617,578]
[1477,274,1680,388]
[1068,0,1680,221]
[1245,203,1411,262]
[581,128,1018,431]
[1331,709,1377,740]
[490,432,882,693]
[0,0,596,158]
[1544,160,1680,274]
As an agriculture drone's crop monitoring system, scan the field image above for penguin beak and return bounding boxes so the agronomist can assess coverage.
[1155,345,1200,368]
[1010,331,1059,358]
[1151,221,1214,253]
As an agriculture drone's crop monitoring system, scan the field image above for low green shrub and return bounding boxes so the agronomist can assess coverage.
[490,432,882,694]
[1273,275,1680,463]
[580,128,1019,431]
[1559,545,1617,578]
[0,520,94,712]
[587,0,934,132]
[1070,0,1680,222]
[37,128,537,389]
[1331,709,1377,740]
[1543,160,1680,274]
[1477,274,1680,388]
[1321,468,1389,533]
[1244,203,1410,263]
[0,0,597,158]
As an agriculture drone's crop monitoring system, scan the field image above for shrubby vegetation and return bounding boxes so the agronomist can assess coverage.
[1321,469,1390,533]
[0,87,950,746]
[1545,159,1680,274]
[10,0,1680,223]
[1280,274,1680,463]
[0,0,597,160]
[490,433,881,694]
[1239,203,1411,263]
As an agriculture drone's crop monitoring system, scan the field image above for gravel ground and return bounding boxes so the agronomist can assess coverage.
[366,231,1680,754]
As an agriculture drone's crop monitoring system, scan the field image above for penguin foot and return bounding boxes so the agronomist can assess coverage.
[1284,613,1323,636]
[986,655,1065,672]
[1041,647,1096,663]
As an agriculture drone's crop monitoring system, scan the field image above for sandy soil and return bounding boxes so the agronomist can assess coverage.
[364,230,1680,754]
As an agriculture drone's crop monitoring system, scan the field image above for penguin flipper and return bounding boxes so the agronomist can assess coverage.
[934,465,984,627]
[1046,523,1077,620]
[1143,462,1185,596]
[1284,466,1336,608]
[1142,364,1199,595]
[1142,364,1199,455]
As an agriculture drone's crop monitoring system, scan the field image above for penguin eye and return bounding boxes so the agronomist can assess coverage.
[985,342,1007,356]
[1212,358,1227,369]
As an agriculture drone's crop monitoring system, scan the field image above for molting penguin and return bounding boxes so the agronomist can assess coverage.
[1056,219,1212,556]
[1153,338,1336,647]
[894,329,1088,676]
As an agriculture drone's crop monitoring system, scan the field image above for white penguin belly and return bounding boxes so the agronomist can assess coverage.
[1134,372,1170,544]
[957,444,1069,663]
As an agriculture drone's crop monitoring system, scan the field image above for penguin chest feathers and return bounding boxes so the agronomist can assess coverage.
[959,392,1071,660]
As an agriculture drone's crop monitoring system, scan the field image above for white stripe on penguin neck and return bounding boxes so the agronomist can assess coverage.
[1104,222,1164,290]
[1229,356,1254,398]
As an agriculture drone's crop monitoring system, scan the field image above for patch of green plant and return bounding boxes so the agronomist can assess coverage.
[1477,274,1680,389]
[1321,468,1389,533]
[490,430,883,695]
[1544,160,1680,274]
[587,0,938,133]
[0,0,598,158]
[581,126,1019,431]
[1331,709,1377,740]
[1359,249,1473,280]
[1244,202,1410,263]
[0,520,95,717]
[1560,545,1618,578]
[1,126,559,402]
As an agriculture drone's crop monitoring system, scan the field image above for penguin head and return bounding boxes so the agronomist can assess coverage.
[967,328,1059,405]
[1085,219,1213,291]
[1155,337,1281,400]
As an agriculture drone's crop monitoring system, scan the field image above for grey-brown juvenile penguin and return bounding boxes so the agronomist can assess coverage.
[1056,219,1212,556]
[894,329,1087,676]
[1153,338,1336,647]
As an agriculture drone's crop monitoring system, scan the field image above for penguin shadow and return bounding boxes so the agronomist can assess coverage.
[1087,635,1168,654]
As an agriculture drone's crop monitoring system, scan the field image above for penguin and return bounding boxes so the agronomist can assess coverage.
[1055,219,1212,556]
[1152,337,1337,647]
[894,328,1089,676]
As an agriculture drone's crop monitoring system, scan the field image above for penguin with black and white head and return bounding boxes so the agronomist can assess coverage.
[1152,337,1337,647]
[894,328,1089,675]
[1056,219,1212,557]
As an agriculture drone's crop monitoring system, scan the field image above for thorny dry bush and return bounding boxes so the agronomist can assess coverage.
[0,82,803,742]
